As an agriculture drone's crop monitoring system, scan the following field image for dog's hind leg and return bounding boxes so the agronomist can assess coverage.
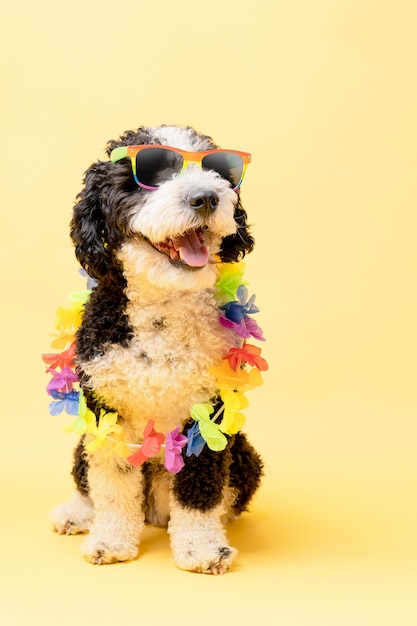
[168,444,237,574]
[80,453,144,565]
[50,489,94,535]
[50,437,94,535]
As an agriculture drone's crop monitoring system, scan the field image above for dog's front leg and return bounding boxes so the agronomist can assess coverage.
[168,445,237,574]
[81,453,144,565]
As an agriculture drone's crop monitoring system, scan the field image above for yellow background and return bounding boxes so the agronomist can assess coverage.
[1,0,416,623]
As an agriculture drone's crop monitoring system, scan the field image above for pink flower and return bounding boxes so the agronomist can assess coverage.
[223,344,269,371]
[127,420,164,467]
[42,343,76,370]
[219,314,265,340]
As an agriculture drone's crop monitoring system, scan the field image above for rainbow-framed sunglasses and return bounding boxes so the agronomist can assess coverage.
[110,145,251,191]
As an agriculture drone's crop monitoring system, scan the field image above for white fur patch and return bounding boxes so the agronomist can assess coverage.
[149,126,213,151]
[79,274,237,437]
[128,167,238,247]
[117,237,221,291]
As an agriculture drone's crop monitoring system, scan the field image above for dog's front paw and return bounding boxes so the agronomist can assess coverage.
[168,505,237,574]
[171,537,237,575]
[81,533,139,565]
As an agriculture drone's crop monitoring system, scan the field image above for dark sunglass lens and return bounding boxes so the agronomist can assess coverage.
[202,153,243,188]
[135,148,183,187]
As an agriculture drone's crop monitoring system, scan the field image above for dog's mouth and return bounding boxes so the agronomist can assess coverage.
[146,227,210,269]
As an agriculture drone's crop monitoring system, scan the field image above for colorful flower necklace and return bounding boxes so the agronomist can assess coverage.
[43,262,268,474]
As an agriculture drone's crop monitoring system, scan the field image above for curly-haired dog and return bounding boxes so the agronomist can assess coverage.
[49,125,264,574]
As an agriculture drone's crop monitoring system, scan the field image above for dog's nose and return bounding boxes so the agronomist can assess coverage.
[189,194,219,214]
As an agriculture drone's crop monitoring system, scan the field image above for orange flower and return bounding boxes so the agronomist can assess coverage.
[211,360,263,392]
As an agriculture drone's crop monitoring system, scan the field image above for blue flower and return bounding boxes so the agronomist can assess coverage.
[219,286,264,340]
[186,422,206,457]
[220,285,259,323]
[48,389,80,416]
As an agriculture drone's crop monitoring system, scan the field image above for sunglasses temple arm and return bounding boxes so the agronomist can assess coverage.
[110,147,129,163]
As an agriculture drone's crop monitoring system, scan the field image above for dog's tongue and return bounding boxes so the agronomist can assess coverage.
[172,230,209,267]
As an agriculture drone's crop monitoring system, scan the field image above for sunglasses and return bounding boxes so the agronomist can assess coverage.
[110,145,251,191]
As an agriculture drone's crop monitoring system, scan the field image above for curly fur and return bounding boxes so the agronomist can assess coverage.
[50,125,262,574]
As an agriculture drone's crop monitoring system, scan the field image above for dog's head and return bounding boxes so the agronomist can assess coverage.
[70,125,254,290]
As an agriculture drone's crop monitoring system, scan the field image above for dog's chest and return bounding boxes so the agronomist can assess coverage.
[80,290,234,432]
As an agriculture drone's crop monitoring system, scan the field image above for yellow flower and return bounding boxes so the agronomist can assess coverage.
[50,303,84,349]
[85,409,119,452]
[104,425,132,459]
[219,390,248,435]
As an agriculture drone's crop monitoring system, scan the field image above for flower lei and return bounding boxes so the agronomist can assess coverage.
[43,262,268,474]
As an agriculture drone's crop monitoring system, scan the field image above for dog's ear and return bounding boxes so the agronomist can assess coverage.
[219,198,255,263]
[70,161,115,280]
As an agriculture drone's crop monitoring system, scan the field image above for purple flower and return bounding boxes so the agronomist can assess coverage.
[164,427,188,474]
[46,367,79,394]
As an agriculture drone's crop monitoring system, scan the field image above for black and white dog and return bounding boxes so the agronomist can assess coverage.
[50,125,263,574]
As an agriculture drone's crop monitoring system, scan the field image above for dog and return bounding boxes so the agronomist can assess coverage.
[49,125,265,574]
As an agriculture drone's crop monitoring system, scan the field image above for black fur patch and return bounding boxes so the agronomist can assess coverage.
[75,270,133,362]
[71,437,89,496]
[229,433,264,514]
[173,435,232,511]
[219,197,254,262]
